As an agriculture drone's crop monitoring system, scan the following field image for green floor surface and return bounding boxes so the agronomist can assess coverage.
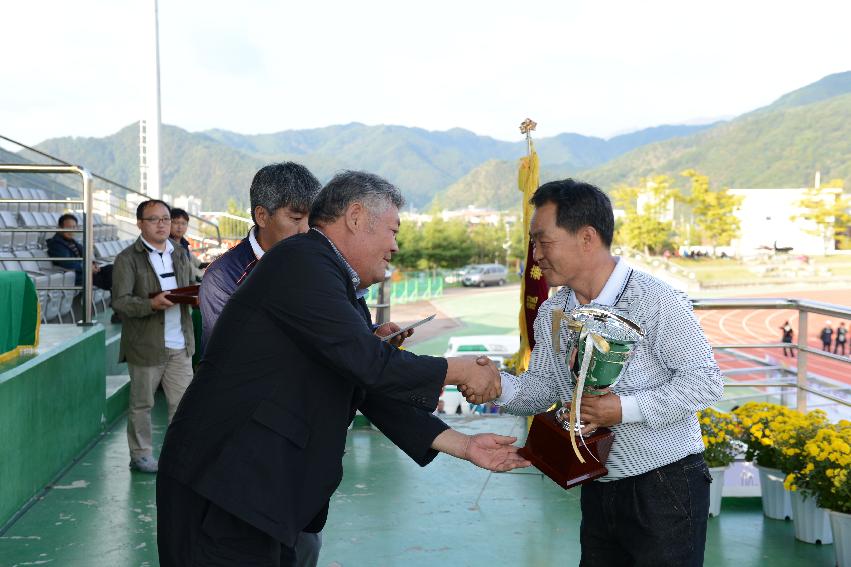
[409,287,520,356]
[0,405,837,566]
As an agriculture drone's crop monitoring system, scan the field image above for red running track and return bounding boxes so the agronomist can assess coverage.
[695,288,851,386]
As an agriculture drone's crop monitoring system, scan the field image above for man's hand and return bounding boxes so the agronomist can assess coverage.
[92,262,101,274]
[458,356,500,404]
[374,322,413,347]
[150,291,175,311]
[465,433,531,472]
[578,390,622,434]
[431,429,531,472]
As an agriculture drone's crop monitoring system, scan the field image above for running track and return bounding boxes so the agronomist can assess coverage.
[695,288,851,386]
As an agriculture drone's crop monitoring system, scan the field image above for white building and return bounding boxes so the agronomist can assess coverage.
[727,187,843,257]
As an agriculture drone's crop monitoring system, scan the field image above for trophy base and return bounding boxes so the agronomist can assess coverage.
[518,409,614,490]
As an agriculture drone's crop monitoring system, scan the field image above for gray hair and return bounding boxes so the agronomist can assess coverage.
[309,170,404,227]
[249,162,321,223]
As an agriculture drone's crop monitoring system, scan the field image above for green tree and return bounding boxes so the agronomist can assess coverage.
[419,217,475,268]
[227,198,250,218]
[393,221,424,269]
[792,179,851,254]
[508,217,526,263]
[681,169,743,254]
[612,175,682,255]
[469,222,504,264]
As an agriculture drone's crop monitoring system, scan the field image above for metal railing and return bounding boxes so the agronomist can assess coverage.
[692,298,851,412]
[0,164,94,325]
[0,134,222,252]
[201,211,253,242]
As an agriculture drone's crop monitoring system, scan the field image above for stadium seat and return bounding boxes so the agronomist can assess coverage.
[3,256,60,322]
[0,186,12,211]
[17,211,43,249]
[7,187,24,212]
[0,210,27,250]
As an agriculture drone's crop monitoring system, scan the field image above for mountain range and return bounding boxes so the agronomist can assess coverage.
[21,71,851,211]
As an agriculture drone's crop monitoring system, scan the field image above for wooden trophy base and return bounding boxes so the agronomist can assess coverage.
[149,285,200,306]
[518,409,614,490]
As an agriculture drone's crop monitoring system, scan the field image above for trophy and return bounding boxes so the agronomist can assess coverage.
[518,305,644,489]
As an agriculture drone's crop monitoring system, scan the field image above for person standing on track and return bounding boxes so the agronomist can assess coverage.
[820,321,834,352]
[835,322,847,356]
[780,321,794,357]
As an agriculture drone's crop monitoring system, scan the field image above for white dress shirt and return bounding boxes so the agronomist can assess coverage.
[141,236,185,350]
[248,226,265,260]
[496,258,724,480]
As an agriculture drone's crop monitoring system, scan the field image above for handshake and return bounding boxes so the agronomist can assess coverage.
[445,356,502,405]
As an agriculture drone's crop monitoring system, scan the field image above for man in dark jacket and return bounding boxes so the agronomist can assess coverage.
[168,207,205,283]
[156,171,529,566]
[46,213,112,289]
[197,162,323,565]
[199,162,321,349]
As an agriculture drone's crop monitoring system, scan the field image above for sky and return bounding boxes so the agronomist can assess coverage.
[2,0,850,145]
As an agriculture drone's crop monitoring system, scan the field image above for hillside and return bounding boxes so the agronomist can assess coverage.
[580,91,851,191]
[437,160,520,210]
[25,71,851,210]
[31,120,715,210]
[37,125,267,209]
[757,71,851,113]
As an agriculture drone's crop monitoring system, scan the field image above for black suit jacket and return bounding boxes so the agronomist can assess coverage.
[159,230,449,546]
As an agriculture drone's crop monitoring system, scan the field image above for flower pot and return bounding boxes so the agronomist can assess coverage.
[756,465,793,520]
[791,490,833,544]
[708,466,727,517]
[830,510,851,567]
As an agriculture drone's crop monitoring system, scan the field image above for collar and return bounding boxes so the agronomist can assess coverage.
[310,227,361,291]
[569,256,631,308]
[140,236,174,255]
[248,226,265,260]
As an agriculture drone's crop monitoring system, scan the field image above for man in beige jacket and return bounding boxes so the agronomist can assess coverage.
[112,199,195,473]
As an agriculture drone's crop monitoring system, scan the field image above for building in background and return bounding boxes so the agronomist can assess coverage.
[728,186,844,257]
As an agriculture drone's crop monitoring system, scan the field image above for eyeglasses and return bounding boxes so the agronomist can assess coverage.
[142,216,172,224]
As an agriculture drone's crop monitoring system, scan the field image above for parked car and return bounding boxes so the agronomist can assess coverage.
[461,264,508,287]
[444,264,475,284]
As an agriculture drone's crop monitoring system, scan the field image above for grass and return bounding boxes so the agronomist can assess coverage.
[659,253,851,285]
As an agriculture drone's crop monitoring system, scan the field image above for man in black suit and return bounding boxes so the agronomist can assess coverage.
[156,170,529,566]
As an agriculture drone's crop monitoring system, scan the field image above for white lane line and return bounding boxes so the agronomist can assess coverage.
[741,310,766,341]
[718,309,744,342]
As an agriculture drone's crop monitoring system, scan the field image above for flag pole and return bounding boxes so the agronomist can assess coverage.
[520,118,536,157]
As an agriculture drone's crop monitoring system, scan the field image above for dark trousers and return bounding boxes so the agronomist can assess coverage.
[835,341,847,355]
[157,474,297,566]
[579,453,711,567]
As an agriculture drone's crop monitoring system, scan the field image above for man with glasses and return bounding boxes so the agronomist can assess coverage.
[169,207,205,282]
[112,199,196,474]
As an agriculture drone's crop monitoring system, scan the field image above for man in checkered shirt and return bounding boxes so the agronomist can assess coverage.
[473,179,724,567]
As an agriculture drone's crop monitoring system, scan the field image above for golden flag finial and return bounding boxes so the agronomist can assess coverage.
[519,118,537,135]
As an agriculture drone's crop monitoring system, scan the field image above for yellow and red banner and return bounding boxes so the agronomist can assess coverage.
[517,141,548,373]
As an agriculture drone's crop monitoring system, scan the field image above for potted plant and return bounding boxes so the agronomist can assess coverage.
[775,409,832,544]
[789,421,851,566]
[698,407,743,517]
[733,402,797,520]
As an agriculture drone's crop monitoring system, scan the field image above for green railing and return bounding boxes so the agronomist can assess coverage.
[365,274,444,305]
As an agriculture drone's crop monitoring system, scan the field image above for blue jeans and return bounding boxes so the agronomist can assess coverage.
[580,453,711,567]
